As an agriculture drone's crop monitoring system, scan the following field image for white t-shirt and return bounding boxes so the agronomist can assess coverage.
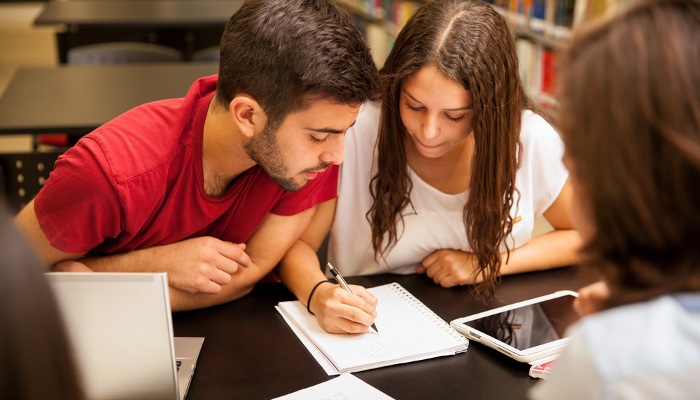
[328,100,568,276]
[529,294,700,400]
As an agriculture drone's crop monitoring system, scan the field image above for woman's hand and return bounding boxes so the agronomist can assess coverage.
[418,249,482,287]
[310,283,378,333]
[574,280,610,316]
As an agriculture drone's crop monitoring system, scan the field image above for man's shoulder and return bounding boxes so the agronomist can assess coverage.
[82,102,187,182]
[83,76,215,178]
[83,82,214,184]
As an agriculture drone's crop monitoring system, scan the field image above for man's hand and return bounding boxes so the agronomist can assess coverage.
[309,283,378,333]
[418,249,482,287]
[574,280,610,316]
[152,236,250,294]
[52,259,93,272]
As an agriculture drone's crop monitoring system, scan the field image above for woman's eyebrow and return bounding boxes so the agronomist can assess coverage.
[403,90,471,111]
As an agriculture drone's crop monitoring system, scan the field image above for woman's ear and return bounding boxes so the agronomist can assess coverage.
[229,95,267,138]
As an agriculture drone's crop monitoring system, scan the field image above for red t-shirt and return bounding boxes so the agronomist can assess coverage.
[35,75,338,256]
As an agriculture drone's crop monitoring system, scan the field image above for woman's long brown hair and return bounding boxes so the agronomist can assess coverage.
[368,0,528,298]
[558,0,700,307]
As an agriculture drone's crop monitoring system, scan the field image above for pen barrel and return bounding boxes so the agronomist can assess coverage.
[327,263,353,294]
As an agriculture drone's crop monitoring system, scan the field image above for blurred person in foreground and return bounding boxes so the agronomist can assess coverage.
[0,208,85,399]
[530,0,700,398]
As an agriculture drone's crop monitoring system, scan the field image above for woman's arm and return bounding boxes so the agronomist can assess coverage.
[500,178,582,275]
[277,199,378,333]
[419,179,582,287]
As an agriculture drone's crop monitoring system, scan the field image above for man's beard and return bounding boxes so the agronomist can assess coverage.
[244,123,303,191]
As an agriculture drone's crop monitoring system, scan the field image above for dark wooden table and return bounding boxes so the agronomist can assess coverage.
[173,267,592,399]
[34,0,244,62]
[0,63,218,136]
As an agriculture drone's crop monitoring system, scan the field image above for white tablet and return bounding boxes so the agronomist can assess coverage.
[450,290,580,364]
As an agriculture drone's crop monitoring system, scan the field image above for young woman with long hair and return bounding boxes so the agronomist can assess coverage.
[531,0,700,397]
[279,0,581,334]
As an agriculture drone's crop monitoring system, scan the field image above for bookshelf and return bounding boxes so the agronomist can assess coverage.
[336,0,426,67]
[336,0,610,112]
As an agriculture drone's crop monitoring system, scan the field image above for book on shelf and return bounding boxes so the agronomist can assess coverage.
[276,282,469,375]
[540,47,556,94]
[515,37,558,110]
[365,22,392,67]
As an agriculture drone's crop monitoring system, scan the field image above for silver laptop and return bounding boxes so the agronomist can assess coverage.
[46,272,204,400]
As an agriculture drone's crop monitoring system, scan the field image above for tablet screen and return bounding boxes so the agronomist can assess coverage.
[462,294,580,351]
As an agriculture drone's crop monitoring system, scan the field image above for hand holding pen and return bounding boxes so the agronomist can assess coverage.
[327,262,379,333]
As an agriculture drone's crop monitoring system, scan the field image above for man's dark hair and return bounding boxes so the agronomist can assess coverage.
[216,0,380,129]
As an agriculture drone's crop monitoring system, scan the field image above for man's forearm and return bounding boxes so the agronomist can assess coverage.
[78,247,159,273]
[169,260,273,310]
[79,244,269,311]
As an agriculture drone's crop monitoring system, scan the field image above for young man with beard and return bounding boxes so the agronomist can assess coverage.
[14,0,380,314]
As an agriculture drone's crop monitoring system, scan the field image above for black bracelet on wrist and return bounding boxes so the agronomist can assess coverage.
[306,280,331,315]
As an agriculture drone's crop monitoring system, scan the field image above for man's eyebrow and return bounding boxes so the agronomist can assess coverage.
[404,90,471,111]
[306,120,356,134]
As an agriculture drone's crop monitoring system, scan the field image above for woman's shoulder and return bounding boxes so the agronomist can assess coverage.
[561,296,700,396]
[575,295,700,358]
[345,100,382,151]
[354,100,382,131]
[519,110,559,143]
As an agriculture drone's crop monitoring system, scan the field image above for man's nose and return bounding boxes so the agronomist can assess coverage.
[320,134,345,165]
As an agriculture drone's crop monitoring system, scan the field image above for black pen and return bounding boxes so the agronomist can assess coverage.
[326,262,379,333]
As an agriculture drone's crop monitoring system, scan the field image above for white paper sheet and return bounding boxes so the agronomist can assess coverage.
[272,374,394,400]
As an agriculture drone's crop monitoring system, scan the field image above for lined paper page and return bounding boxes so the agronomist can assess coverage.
[277,283,468,374]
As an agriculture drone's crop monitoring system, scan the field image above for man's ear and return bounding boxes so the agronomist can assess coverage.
[229,95,267,138]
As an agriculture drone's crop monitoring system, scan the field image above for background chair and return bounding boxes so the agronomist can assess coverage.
[0,150,63,214]
[67,41,183,64]
[191,45,220,62]
[36,42,184,149]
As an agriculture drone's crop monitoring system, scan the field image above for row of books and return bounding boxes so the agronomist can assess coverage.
[339,0,424,65]
[342,0,611,49]
[516,37,558,110]
[340,0,610,39]
[488,0,610,39]
[353,17,394,67]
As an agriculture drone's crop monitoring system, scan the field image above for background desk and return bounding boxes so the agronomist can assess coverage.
[173,267,592,399]
[34,0,244,63]
[0,63,218,136]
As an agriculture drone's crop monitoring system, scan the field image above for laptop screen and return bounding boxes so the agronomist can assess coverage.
[46,273,187,400]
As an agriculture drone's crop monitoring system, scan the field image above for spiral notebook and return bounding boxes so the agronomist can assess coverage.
[276,282,469,375]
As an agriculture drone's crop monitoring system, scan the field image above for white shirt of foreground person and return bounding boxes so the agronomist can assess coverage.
[529,294,700,400]
[328,100,568,276]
